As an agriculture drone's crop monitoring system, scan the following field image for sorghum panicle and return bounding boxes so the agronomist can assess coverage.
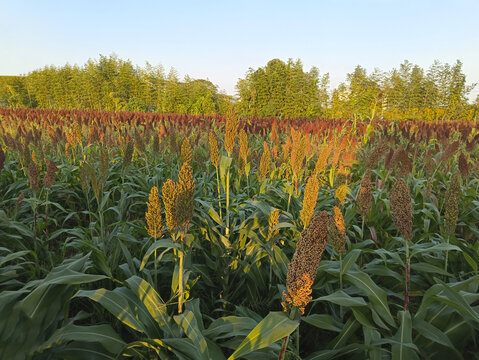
[259,141,271,181]
[357,169,372,218]
[444,172,461,236]
[177,162,196,229]
[329,206,347,255]
[28,160,39,191]
[209,132,219,168]
[268,208,280,239]
[389,178,413,241]
[145,186,163,239]
[283,211,329,314]
[458,152,470,178]
[43,159,57,188]
[300,175,320,228]
[162,179,180,232]
[238,129,249,176]
[335,183,347,206]
[224,106,239,156]
[181,137,192,165]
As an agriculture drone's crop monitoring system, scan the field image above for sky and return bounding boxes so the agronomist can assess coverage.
[1,0,478,100]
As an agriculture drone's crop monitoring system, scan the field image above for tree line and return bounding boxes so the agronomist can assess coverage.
[1,55,477,121]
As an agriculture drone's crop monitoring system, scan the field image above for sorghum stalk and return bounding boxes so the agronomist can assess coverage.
[178,229,186,314]
[226,167,230,236]
[389,178,413,311]
[209,132,221,218]
[443,172,460,274]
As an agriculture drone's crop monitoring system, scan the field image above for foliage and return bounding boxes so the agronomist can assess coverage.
[0,108,479,359]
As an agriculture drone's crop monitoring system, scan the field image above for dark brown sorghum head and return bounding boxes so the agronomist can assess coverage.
[389,178,412,241]
[444,172,461,236]
[283,211,329,314]
[366,140,388,169]
[28,160,39,191]
[43,159,57,188]
[357,169,373,218]
[458,152,470,178]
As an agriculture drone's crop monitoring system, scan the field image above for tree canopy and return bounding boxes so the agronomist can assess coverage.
[0,55,476,120]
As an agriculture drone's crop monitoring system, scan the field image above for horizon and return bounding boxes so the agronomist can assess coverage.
[1,1,478,100]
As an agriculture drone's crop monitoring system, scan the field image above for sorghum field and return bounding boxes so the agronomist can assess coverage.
[1,107,479,360]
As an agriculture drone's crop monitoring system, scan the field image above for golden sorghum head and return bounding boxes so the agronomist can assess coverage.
[458,152,470,178]
[28,160,39,191]
[259,141,271,181]
[444,171,461,236]
[268,208,280,240]
[335,166,349,187]
[357,169,372,218]
[283,211,329,314]
[314,143,333,175]
[43,159,57,189]
[145,186,163,239]
[238,129,249,176]
[209,132,219,168]
[389,178,412,241]
[181,137,192,165]
[73,121,82,144]
[291,129,306,180]
[31,150,38,165]
[282,274,313,315]
[162,163,196,235]
[331,148,342,169]
[282,136,292,163]
[177,162,196,229]
[329,206,347,255]
[300,175,320,229]
[335,183,347,206]
[224,105,239,156]
[162,179,180,232]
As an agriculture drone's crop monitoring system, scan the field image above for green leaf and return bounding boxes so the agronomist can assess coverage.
[329,318,360,350]
[204,316,257,340]
[35,324,125,354]
[140,239,180,271]
[316,290,367,307]
[0,250,31,267]
[391,311,418,360]
[75,288,147,333]
[410,262,450,276]
[410,243,460,257]
[227,311,299,360]
[125,276,171,331]
[301,314,343,332]
[341,249,361,275]
[54,342,118,360]
[174,310,209,360]
[219,155,233,190]
[412,318,455,349]
[344,270,395,326]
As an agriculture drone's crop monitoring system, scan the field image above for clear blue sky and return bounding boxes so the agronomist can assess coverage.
[1,0,478,99]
